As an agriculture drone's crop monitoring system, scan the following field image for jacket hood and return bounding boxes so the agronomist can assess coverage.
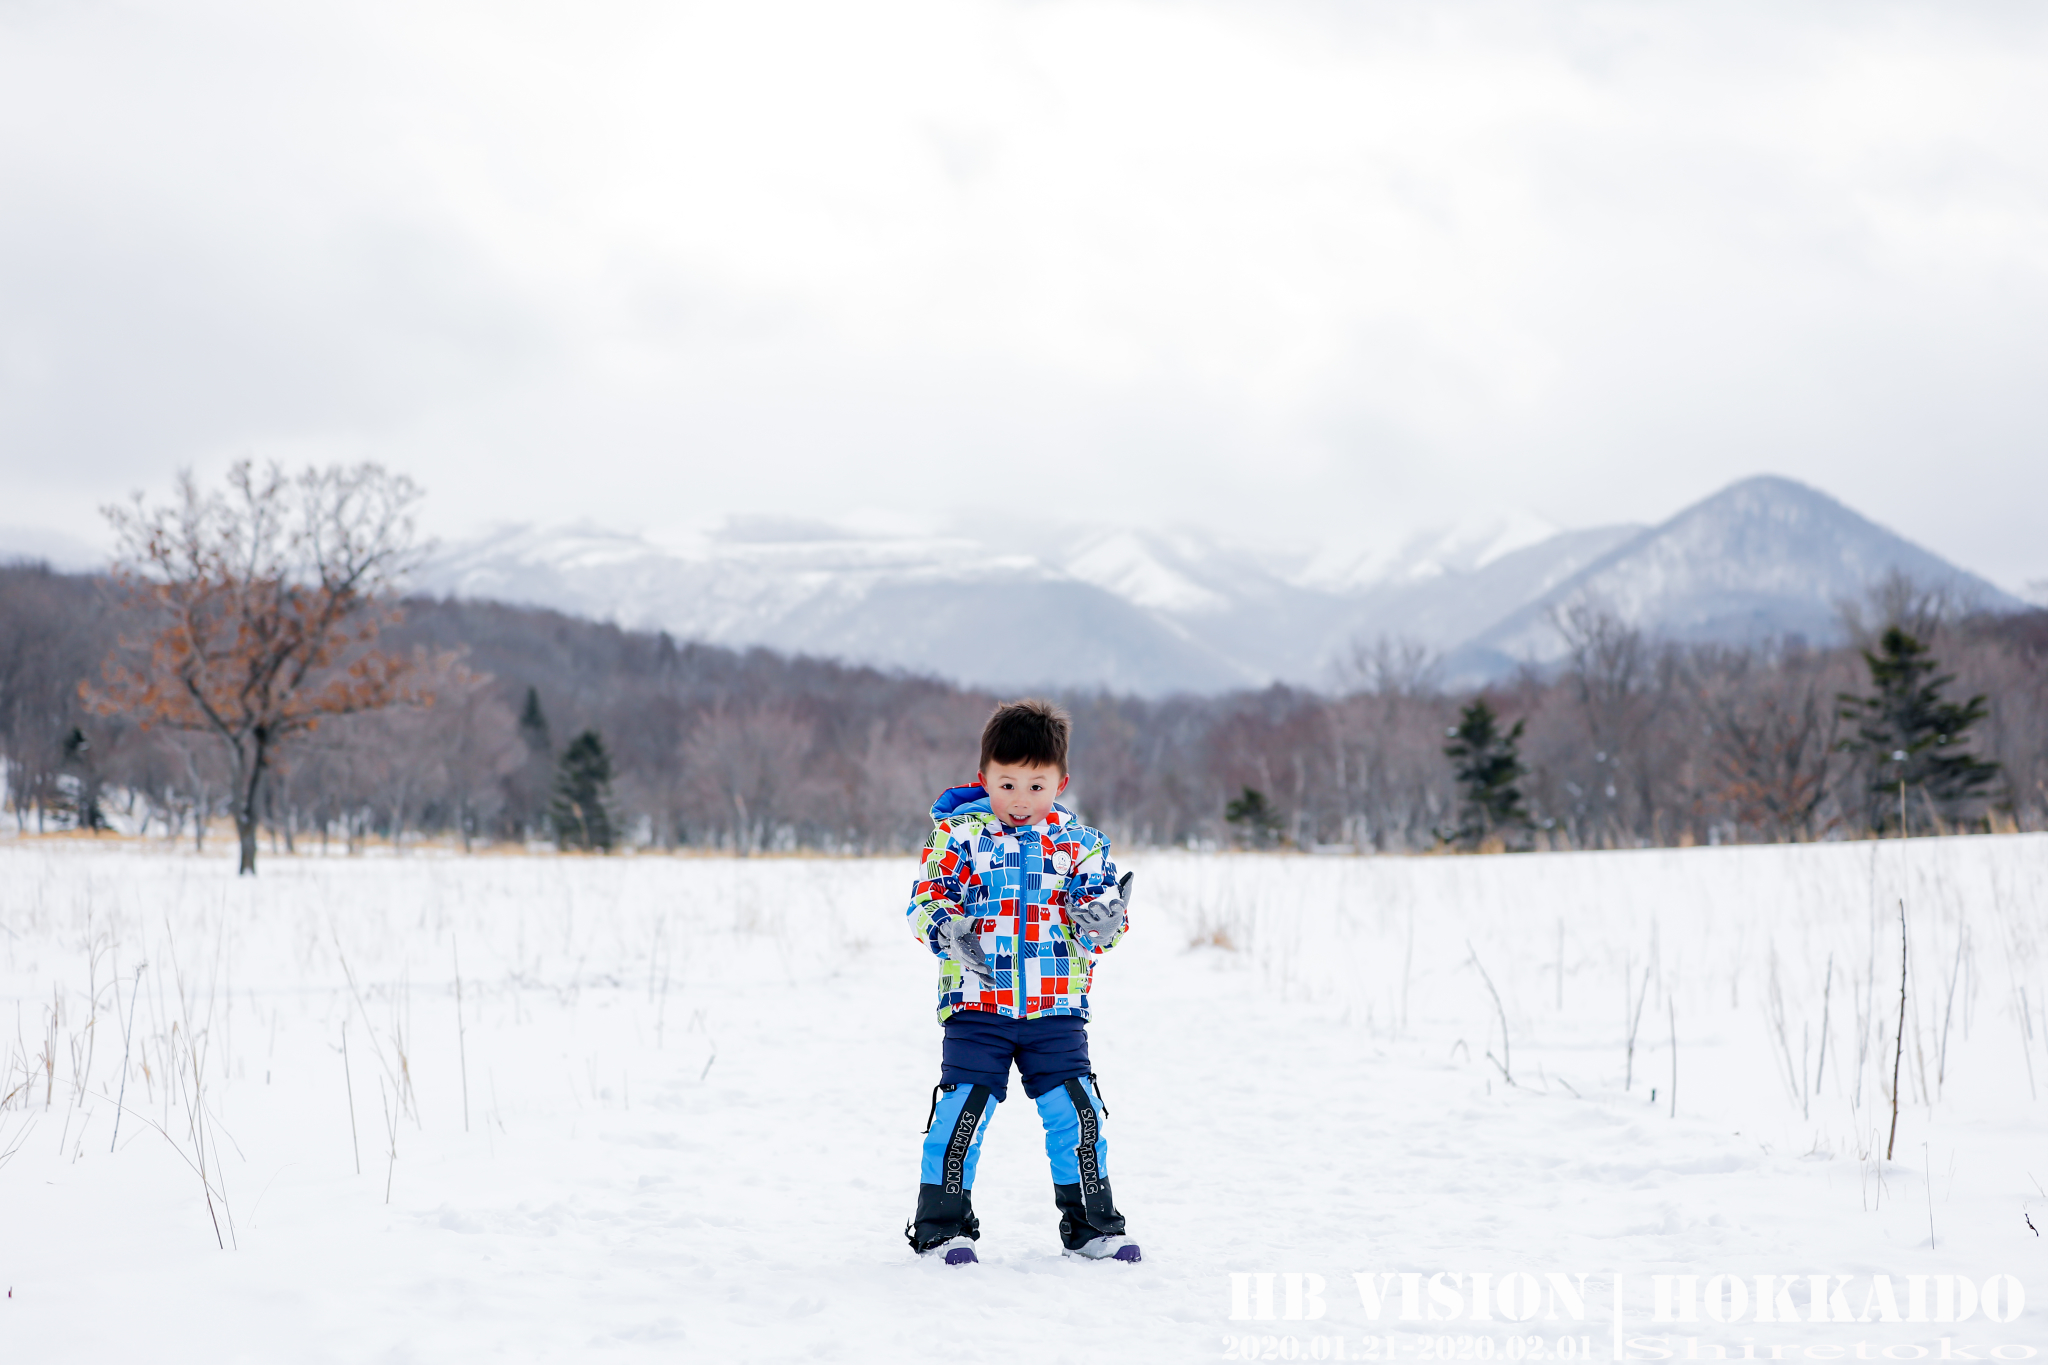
[930,783,1075,826]
[930,784,990,820]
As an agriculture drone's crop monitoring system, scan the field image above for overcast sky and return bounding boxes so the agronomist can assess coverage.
[3,0,2045,591]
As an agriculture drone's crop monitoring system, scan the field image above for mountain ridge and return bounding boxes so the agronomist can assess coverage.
[419,476,2024,696]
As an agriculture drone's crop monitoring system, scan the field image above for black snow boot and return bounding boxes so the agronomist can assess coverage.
[1053,1180,1127,1252]
[906,1184,981,1253]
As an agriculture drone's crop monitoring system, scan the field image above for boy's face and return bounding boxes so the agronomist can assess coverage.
[977,760,1069,827]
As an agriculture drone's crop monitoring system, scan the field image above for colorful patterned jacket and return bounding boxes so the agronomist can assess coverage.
[907,784,1127,1023]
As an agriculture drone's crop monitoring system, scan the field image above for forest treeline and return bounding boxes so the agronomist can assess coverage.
[4,560,2046,854]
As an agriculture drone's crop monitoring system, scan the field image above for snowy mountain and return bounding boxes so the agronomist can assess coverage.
[426,521,1258,695]
[1447,476,2025,682]
[420,477,2021,695]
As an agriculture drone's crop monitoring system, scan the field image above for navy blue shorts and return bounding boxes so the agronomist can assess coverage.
[940,1011,1091,1103]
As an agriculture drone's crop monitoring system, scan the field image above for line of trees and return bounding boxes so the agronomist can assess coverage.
[6,562,2044,858]
[3,476,2045,863]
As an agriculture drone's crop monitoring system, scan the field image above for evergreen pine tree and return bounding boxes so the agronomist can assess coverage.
[1442,699,1528,849]
[1223,786,1282,848]
[508,686,554,839]
[1838,626,1999,834]
[550,729,617,852]
[518,687,550,752]
[59,726,107,831]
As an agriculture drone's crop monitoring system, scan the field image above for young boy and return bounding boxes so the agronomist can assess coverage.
[903,699,1140,1266]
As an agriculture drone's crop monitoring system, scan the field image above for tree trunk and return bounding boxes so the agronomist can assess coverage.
[233,732,270,876]
[236,812,259,874]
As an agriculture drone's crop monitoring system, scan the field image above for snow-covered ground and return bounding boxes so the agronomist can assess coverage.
[3,836,2045,1362]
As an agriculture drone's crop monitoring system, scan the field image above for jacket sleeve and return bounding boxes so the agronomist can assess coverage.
[1063,828,1127,956]
[907,821,974,957]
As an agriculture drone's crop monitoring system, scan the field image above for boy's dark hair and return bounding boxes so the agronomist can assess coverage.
[979,699,1071,775]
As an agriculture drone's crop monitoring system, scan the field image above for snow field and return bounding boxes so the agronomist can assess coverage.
[2,836,2045,1362]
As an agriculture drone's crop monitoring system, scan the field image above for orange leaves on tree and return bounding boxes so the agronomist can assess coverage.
[83,460,431,872]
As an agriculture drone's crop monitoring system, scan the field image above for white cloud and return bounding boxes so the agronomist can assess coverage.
[2,0,2045,587]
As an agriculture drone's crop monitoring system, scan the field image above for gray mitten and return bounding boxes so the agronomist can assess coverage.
[1070,871,1135,949]
[936,915,994,991]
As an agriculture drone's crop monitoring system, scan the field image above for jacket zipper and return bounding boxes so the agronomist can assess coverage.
[1012,815,1026,1021]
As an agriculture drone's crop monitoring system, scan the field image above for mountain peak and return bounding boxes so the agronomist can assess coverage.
[1453,474,2024,680]
[1678,473,1863,524]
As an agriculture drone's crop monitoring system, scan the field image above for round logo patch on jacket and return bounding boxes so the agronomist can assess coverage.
[1051,850,1072,874]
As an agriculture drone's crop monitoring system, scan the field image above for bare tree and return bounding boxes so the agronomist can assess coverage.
[305,651,499,853]
[87,462,430,873]
[1329,639,1453,850]
[429,668,526,850]
[1546,601,1680,846]
[1838,569,1965,648]
[1959,625,2048,829]
[851,715,969,851]
[1339,636,1443,698]
[683,701,824,853]
[1690,644,1843,841]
